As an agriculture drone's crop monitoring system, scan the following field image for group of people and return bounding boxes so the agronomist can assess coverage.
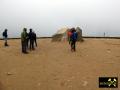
[21,28,37,54]
[68,28,78,52]
[1,28,78,53]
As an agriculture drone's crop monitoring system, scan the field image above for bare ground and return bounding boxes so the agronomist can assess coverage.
[0,38,120,90]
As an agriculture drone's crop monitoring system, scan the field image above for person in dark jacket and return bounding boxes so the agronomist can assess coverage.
[70,28,78,52]
[28,29,35,50]
[21,28,28,54]
[2,29,9,46]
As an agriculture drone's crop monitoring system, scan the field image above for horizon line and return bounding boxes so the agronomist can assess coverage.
[0,36,120,40]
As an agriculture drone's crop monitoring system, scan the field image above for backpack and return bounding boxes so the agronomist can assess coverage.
[71,32,77,41]
[2,32,5,37]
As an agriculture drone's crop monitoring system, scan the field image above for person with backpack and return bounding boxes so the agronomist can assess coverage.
[70,28,78,52]
[2,29,9,46]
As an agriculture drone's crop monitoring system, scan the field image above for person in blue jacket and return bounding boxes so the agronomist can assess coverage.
[70,28,78,52]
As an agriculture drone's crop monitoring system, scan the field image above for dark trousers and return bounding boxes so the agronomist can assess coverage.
[30,40,34,50]
[21,40,27,53]
[71,40,76,51]
[4,37,8,46]
[68,37,71,45]
[34,39,37,47]
[26,39,29,49]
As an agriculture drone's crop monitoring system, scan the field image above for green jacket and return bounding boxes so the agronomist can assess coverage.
[21,31,27,41]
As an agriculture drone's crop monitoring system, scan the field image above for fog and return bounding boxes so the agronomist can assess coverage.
[0,0,120,38]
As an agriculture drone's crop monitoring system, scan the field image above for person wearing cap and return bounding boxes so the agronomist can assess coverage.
[2,29,9,46]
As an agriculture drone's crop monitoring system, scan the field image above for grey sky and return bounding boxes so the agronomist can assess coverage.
[0,0,120,38]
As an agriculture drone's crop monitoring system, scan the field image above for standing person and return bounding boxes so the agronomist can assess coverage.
[28,29,34,50]
[70,28,78,52]
[2,29,9,46]
[67,29,72,44]
[21,28,28,54]
[33,31,37,47]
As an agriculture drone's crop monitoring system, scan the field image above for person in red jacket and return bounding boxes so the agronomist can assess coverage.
[68,30,72,44]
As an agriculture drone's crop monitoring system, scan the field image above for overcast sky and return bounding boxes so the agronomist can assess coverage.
[0,0,120,38]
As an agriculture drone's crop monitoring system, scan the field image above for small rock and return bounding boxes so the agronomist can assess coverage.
[6,72,13,76]
[82,81,88,87]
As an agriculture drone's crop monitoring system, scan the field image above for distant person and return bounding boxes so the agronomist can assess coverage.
[2,29,9,46]
[28,29,35,50]
[21,28,28,54]
[104,32,106,37]
[33,31,37,47]
[67,29,72,44]
[70,28,78,52]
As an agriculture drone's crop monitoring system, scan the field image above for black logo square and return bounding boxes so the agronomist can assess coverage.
[99,77,118,88]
